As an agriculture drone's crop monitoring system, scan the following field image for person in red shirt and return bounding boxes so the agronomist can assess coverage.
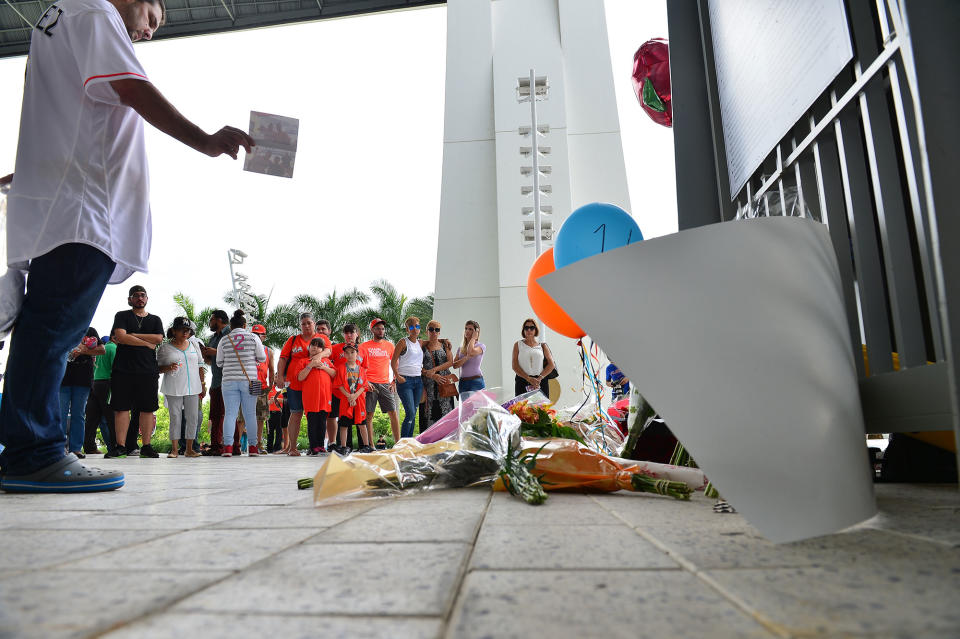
[333,343,370,454]
[297,338,336,455]
[276,313,330,455]
[358,318,399,443]
[250,324,274,452]
[329,322,363,449]
[266,387,284,453]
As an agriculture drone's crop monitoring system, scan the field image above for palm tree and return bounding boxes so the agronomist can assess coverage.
[172,292,216,342]
[293,288,369,337]
[222,290,297,350]
[407,293,434,327]
[258,298,300,350]
[357,279,434,342]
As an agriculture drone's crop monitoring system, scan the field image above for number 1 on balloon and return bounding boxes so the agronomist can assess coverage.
[594,224,606,252]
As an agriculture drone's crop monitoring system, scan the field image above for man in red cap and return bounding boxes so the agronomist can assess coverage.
[359,319,400,442]
[250,324,274,451]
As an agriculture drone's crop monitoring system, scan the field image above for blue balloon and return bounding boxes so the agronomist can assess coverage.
[554,202,642,268]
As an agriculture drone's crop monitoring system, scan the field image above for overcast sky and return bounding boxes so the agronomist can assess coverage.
[0,0,675,337]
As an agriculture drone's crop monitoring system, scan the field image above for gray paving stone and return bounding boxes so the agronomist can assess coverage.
[0,569,230,639]
[484,492,623,525]
[174,542,471,616]
[113,500,273,523]
[208,501,374,529]
[203,488,311,506]
[3,450,957,639]
[0,529,173,570]
[361,493,490,517]
[100,612,443,639]
[0,510,86,529]
[854,483,960,547]
[705,535,960,636]
[308,512,483,543]
[24,513,206,530]
[641,523,959,572]
[60,528,319,571]
[0,489,179,512]
[593,490,738,529]
[470,524,679,570]
[447,570,777,639]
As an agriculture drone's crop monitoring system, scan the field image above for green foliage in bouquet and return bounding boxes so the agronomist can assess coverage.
[498,441,548,505]
[509,400,584,444]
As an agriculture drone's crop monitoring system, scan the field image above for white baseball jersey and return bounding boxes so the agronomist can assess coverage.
[7,0,151,284]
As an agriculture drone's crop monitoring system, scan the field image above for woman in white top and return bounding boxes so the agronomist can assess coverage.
[512,318,557,398]
[157,317,204,458]
[215,310,267,457]
[391,315,425,439]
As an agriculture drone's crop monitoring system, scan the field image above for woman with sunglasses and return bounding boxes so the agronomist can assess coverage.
[512,318,556,398]
[453,320,485,401]
[421,320,455,429]
[391,316,425,439]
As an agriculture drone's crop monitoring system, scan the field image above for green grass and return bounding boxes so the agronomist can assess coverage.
[104,396,409,453]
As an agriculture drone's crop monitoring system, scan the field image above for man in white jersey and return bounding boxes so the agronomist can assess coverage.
[0,0,254,492]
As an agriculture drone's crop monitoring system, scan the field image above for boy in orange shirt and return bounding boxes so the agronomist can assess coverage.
[333,343,370,454]
[298,337,336,455]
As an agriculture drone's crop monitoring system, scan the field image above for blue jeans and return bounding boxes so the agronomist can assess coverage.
[458,376,485,402]
[221,380,259,447]
[59,386,90,453]
[396,375,424,439]
[0,244,114,475]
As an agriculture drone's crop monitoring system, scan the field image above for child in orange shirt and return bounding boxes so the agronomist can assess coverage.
[298,337,336,455]
[333,343,370,454]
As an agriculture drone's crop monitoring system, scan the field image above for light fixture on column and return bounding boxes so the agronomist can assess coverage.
[227,248,249,311]
[517,70,551,255]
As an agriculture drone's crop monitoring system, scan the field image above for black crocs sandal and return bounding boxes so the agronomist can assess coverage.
[0,453,124,493]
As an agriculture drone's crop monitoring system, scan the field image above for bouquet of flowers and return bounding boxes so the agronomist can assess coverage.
[509,399,584,443]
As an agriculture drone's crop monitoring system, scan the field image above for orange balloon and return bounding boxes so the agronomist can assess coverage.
[527,248,586,339]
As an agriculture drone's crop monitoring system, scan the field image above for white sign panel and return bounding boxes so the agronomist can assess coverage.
[708,0,853,196]
[540,217,877,543]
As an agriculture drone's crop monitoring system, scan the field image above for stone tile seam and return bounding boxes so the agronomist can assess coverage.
[168,610,447,621]
[0,525,192,532]
[467,567,684,572]
[0,530,184,572]
[302,540,476,545]
[588,495,792,639]
[84,525,342,637]
[87,571,241,639]
[440,490,494,639]
[862,522,960,549]
[198,500,377,530]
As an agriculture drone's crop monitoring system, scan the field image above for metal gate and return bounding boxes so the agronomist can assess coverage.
[666,0,960,471]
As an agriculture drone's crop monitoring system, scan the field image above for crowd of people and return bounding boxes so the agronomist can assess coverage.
[57,285,502,459]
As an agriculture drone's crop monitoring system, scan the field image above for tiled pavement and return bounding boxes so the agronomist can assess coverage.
[0,456,958,639]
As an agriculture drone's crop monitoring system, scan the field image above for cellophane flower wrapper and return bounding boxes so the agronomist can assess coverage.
[554,401,626,457]
[313,394,522,505]
[415,389,499,444]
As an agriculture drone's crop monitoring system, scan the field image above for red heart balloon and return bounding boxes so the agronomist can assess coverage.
[632,38,672,128]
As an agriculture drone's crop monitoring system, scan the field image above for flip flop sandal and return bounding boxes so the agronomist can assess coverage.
[0,453,124,493]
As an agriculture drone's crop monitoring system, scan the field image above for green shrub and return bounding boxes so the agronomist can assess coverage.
[119,396,433,453]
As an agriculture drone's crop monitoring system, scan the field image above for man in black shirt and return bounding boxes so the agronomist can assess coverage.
[110,285,164,458]
[200,309,230,455]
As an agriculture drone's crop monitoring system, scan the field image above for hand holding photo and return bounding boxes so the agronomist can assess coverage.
[243,111,299,178]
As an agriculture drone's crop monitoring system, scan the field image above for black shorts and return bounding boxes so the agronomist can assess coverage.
[109,373,160,412]
[330,396,340,416]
